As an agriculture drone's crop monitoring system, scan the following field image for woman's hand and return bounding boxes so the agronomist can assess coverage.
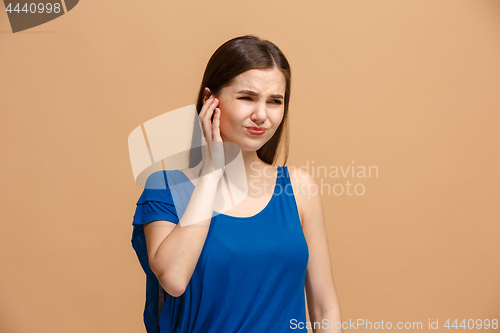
[198,90,225,180]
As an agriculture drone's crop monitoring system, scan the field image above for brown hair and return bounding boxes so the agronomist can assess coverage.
[195,34,291,166]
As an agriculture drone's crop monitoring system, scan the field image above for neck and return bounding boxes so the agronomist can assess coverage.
[188,146,272,181]
[241,150,261,169]
[239,149,275,178]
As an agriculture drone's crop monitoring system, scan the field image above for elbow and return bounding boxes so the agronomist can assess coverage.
[167,286,186,298]
[158,272,187,297]
[149,258,188,297]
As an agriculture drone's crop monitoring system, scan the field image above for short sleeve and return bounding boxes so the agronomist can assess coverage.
[132,170,181,226]
[134,199,180,225]
[132,169,197,333]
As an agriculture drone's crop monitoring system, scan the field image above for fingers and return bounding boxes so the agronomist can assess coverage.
[198,94,214,119]
[199,95,219,142]
[212,107,222,142]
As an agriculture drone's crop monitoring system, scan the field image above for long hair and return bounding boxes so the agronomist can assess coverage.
[194,35,291,166]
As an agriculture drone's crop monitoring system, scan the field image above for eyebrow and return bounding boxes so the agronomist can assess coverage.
[237,90,284,100]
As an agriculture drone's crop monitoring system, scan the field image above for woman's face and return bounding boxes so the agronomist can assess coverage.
[212,68,286,152]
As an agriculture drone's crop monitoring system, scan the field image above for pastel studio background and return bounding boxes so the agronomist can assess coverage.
[1,1,499,332]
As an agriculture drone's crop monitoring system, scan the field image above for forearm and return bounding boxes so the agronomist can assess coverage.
[151,175,221,295]
[310,308,343,333]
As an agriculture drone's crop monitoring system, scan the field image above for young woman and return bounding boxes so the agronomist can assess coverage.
[132,35,342,333]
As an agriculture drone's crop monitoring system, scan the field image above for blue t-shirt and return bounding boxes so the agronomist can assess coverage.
[131,165,309,332]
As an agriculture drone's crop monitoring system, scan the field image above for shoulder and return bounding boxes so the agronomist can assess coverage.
[138,170,179,204]
[286,166,320,225]
[287,165,317,191]
[144,170,169,190]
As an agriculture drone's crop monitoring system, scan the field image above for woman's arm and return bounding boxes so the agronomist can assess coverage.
[143,174,220,297]
[289,166,343,333]
[143,93,223,297]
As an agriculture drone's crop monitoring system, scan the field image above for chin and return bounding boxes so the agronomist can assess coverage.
[238,144,261,152]
[237,139,266,152]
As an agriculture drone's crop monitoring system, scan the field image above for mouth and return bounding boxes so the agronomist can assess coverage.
[246,127,267,135]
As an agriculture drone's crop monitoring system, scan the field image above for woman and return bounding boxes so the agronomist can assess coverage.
[132,35,342,333]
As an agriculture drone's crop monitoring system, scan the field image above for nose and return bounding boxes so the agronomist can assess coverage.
[250,101,268,125]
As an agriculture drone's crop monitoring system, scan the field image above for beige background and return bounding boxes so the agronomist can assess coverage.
[1,0,499,332]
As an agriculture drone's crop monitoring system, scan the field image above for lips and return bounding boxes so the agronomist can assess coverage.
[246,127,267,135]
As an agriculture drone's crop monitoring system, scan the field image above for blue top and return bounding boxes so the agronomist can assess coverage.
[131,165,309,333]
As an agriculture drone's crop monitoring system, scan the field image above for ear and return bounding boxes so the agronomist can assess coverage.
[202,87,212,104]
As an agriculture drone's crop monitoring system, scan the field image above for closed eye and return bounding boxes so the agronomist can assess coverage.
[238,97,282,105]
